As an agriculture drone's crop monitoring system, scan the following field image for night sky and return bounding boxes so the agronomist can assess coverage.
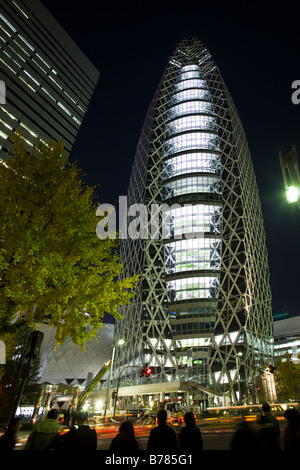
[42,0,300,317]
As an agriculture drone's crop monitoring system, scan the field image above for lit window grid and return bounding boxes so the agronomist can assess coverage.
[166,276,220,301]
[173,321,215,335]
[178,70,202,80]
[0,103,46,143]
[181,65,201,72]
[164,131,220,157]
[164,238,221,274]
[0,15,86,116]
[162,204,222,237]
[274,338,300,358]
[167,100,216,120]
[174,78,208,92]
[162,175,221,199]
[1,46,82,126]
[171,304,218,319]
[0,100,66,150]
[0,104,40,145]
[166,114,218,137]
[179,337,212,348]
[170,88,211,105]
[162,153,221,179]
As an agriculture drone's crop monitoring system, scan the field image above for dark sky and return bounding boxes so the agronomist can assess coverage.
[42,0,300,317]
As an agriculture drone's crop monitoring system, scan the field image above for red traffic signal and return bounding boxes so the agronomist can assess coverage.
[139,366,152,377]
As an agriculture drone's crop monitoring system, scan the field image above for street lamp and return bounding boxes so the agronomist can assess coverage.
[103,338,125,421]
[286,186,299,204]
[279,146,300,209]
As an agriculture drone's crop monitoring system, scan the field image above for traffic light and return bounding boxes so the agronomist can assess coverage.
[263,365,275,373]
[139,366,152,377]
[24,331,44,359]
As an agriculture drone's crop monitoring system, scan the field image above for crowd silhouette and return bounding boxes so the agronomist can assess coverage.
[1,403,300,451]
[109,420,139,453]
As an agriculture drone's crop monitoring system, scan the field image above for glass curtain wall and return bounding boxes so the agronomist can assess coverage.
[162,64,222,384]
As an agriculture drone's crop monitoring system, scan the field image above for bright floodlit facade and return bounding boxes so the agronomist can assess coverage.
[114,37,273,406]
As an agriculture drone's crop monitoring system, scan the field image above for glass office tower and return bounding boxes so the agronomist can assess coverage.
[0,0,99,155]
[114,37,273,404]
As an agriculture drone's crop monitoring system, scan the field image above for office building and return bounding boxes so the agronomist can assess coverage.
[273,315,300,360]
[114,37,273,406]
[0,0,99,155]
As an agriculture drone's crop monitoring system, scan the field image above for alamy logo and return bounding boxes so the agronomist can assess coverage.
[96,196,205,240]
[0,81,6,104]
[291,80,300,105]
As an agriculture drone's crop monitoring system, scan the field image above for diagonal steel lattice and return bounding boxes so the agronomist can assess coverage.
[113,37,273,403]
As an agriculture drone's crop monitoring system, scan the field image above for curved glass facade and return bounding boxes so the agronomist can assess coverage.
[115,38,273,407]
[162,64,222,380]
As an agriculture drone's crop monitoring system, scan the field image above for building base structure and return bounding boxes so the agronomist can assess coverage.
[89,380,228,417]
[87,374,276,418]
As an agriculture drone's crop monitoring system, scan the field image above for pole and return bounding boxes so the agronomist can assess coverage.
[112,365,144,420]
[31,385,45,423]
[104,345,116,421]
[113,371,122,420]
[8,358,32,421]
[235,355,241,405]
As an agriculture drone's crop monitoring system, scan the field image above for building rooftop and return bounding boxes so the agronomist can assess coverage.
[273,315,300,337]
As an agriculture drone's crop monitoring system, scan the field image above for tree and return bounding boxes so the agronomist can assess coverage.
[275,353,300,401]
[0,133,138,348]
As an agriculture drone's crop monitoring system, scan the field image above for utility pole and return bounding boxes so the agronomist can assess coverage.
[6,330,44,424]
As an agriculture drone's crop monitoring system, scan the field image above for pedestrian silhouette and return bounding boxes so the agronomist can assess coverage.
[283,407,300,450]
[24,409,61,450]
[257,402,280,451]
[179,412,203,452]
[147,409,178,453]
[109,420,139,453]
[0,417,22,450]
[231,419,260,450]
[56,411,97,451]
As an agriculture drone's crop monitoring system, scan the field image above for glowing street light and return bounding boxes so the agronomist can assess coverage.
[279,146,300,208]
[286,185,299,204]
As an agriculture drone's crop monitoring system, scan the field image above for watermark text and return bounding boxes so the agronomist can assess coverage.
[96,196,205,240]
[291,80,300,104]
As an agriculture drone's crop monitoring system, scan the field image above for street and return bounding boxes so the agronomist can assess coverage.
[97,429,236,451]
[13,421,286,451]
